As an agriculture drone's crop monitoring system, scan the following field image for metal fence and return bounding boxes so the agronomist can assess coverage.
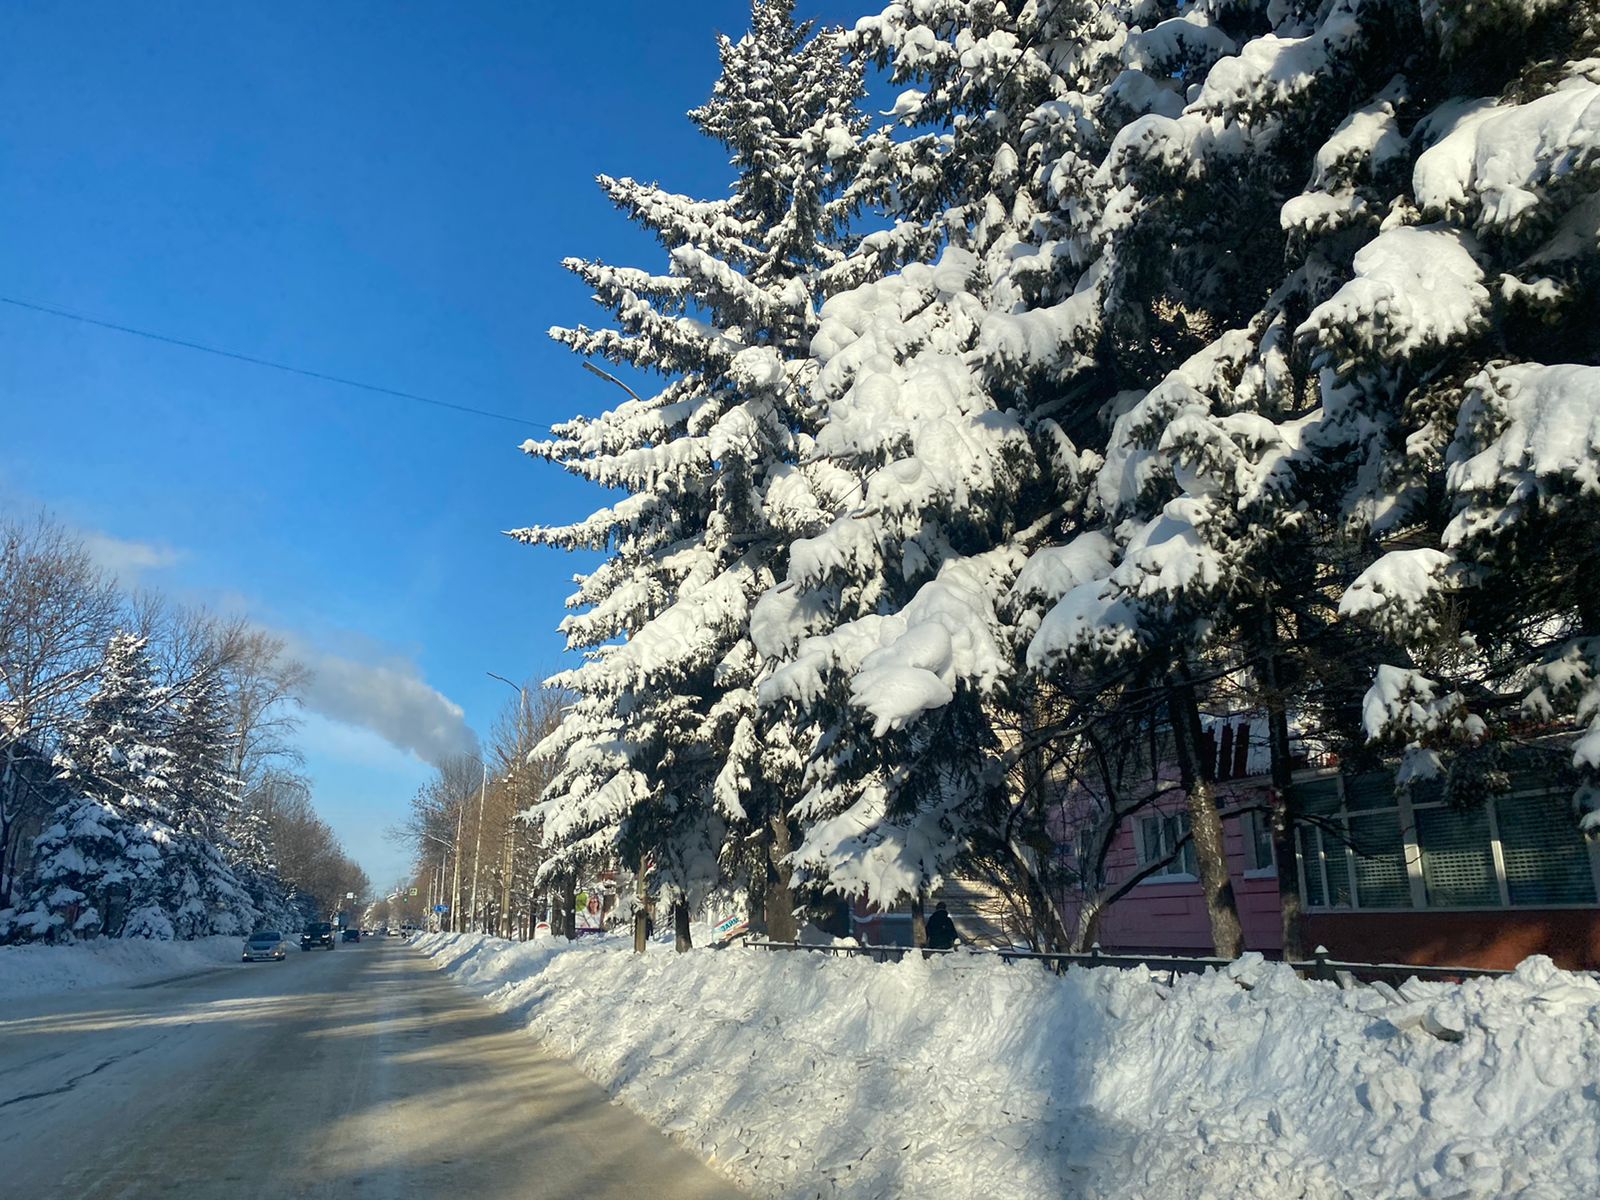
[742,939,1517,987]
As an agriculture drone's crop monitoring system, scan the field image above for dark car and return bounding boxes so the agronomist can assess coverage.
[340,927,360,943]
[301,922,336,951]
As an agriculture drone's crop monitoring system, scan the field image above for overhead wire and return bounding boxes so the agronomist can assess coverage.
[0,294,551,431]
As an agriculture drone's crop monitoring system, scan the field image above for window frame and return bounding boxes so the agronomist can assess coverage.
[1294,773,1600,914]
[1242,807,1277,878]
[1136,810,1198,885]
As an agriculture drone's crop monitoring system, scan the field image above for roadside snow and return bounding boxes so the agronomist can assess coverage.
[0,935,243,999]
[414,932,1600,1200]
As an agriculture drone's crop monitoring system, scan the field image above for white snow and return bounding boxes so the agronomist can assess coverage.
[1339,547,1455,636]
[0,934,244,1000]
[1444,362,1600,547]
[415,932,1600,1200]
[1414,79,1600,231]
[1298,224,1489,363]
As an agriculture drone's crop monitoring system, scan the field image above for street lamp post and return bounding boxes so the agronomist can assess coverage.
[415,830,453,930]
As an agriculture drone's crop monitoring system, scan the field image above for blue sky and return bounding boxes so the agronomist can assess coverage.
[0,0,864,887]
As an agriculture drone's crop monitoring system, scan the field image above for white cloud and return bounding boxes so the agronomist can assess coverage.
[276,632,478,767]
[80,530,184,580]
[54,516,478,770]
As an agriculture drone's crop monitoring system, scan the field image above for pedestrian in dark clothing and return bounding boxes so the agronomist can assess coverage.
[925,901,957,950]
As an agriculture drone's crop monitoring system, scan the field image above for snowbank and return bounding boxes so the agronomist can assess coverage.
[413,932,1600,1200]
[0,935,243,1000]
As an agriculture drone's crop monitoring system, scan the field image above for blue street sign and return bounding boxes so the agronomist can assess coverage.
[433,904,448,913]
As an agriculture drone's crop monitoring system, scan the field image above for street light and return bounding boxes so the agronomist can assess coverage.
[414,831,454,928]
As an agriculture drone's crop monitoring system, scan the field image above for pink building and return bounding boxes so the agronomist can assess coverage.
[845,715,1600,970]
[1059,718,1600,971]
[1055,714,1287,955]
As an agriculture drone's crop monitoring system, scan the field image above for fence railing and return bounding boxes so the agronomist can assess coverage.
[742,939,1517,986]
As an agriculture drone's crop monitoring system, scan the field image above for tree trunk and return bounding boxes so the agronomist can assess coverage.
[1266,700,1304,961]
[499,817,516,939]
[558,874,576,940]
[633,856,649,954]
[765,813,798,943]
[1073,901,1103,954]
[1169,679,1244,958]
[909,890,927,948]
[1005,838,1073,952]
[673,899,692,953]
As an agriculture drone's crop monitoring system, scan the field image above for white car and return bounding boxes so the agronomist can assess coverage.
[241,930,288,962]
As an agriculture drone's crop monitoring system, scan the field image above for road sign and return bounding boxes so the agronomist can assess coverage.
[409,887,419,897]
[345,892,355,900]
[433,904,448,914]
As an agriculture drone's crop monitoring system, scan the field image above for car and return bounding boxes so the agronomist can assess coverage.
[340,927,361,943]
[241,930,287,962]
[387,926,402,937]
[400,923,418,938]
[301,922,336,951]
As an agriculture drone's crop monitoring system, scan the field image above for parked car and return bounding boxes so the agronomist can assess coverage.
[301,922,336,951]
[340,927,361,943]
[400,923,418,938]
[242,930,287,962]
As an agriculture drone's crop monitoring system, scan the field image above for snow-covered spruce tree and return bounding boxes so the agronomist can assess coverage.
[8,634,177,939]
[1017,0,1599,953]
[516,0,888,940]
[164,672,256,936]
[751,1,1135,933]
[1309,2,1600,823]
[224,787,293,931]
[0,792,159,942]
[1022,0,1444,955]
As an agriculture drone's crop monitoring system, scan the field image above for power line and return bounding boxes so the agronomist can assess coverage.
[0,294,543,430]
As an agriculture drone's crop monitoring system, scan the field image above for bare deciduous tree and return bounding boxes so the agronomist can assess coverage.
[0,514,121,904]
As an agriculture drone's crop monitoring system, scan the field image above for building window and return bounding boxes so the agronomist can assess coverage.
[1139,812,1197,879]
[1243,808,1276,873]
[1415,805,1500,908]
[1293,770,1600,913]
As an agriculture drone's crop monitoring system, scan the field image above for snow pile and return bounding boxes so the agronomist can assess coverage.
[0,934,243,999]
[414,932,1600,1200]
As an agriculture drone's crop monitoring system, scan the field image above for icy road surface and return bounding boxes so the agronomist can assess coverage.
[0,936,743,1199]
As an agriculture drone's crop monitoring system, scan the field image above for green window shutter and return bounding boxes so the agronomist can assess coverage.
[1416,807,1499,907]
[1343,772,1396,812]
[1497,792,1597,906]
[1347,811,1410,908]
[1294,777,1341,817]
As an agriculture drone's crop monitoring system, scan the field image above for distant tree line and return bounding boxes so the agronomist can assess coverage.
[389,686,564,938]
[0,513,368,942]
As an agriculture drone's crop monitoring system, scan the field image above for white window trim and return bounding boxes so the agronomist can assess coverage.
[1134,812,1199,886]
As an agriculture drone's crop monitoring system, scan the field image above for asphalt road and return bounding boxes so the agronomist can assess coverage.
[0,936,744,1200]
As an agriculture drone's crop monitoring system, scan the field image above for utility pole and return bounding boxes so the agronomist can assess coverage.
[450,792,466,933]
[468,759,487,934]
